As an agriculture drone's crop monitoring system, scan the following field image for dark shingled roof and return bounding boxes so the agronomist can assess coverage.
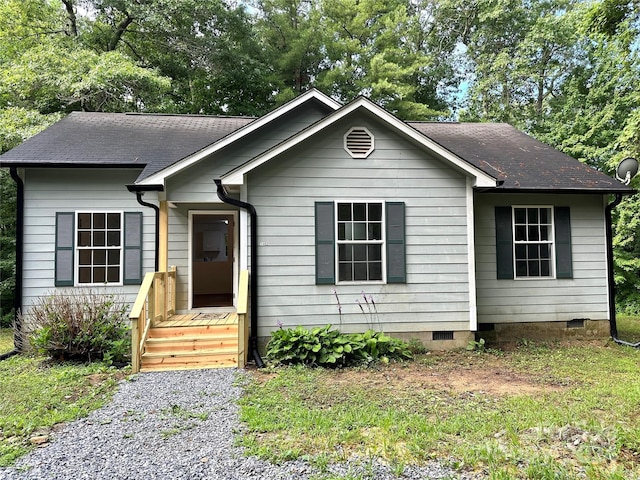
[1,110,632,194]
[0,111,255,180]
[407,122,632,193]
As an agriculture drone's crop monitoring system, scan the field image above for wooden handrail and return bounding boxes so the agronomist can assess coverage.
[129,266,177,373]
[237,270,249,368]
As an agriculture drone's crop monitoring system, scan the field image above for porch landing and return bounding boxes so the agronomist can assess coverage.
[140,312,240,372]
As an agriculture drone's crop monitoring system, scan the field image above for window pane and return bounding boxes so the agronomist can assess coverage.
[369,262,382,280]
[540,225,549,241]
[107,267,120,283]
[339,263,352,282]
[515,244,526,259]
[514,208,526,224]
[528,226,539,241]
[353,222,367,240]
[527,244,539,259]
[368,203,382,221]
[93,231,105,247]
[528,209,538,224]
[79,267,91,283]
[368,223,381,240]
[107,231,120,246]
[108,250,120,265]
[338,223,346,241]
[354,263,368,281]
[353,245,367,261]
[78,213,91,229]
[78,231,91,247]
[79,250,91,265]
[338,203,351,221]
[528,260,539,276]
[541,260,550,276]
[368,245,382,261]
[540,209,549,224]
[93,213,105,229]
[515,226,527,241]
[540,244,550,259]
[516,260,527,277]
[94,249,106,265]
[353,203,366,221]
[107,213,121,229]
[338,244,351,261]
[94,267,106,283]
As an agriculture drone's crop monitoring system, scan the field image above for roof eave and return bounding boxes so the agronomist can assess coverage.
[136,89,342,186]
[475,186,636,195]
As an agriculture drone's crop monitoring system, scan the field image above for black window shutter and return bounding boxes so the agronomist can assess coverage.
[315,202,335,284]
[554,207,573,278]
[495,207,514,279]
[386,202,406,283]
[123,212,143,284]
[55,212,75,286]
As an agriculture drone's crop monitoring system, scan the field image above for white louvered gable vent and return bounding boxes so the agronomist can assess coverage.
[344,127,374,158]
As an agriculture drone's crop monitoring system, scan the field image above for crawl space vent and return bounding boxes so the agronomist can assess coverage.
[432,331,454,341]
[344,127,374,158]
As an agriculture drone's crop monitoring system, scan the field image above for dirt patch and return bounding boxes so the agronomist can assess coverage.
[251,351,566,397]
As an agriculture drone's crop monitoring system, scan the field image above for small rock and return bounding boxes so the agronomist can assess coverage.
[30,435,49,445]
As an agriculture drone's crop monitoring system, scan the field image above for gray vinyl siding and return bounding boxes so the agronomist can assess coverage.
[246,113,473,337]
[21,168,156,314]
[475,193,609,323]
[167,205,189,311]
[166,103,330,203]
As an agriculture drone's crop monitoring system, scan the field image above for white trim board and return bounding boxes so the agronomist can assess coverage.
[221,96,498,188]
[138,89,341,186]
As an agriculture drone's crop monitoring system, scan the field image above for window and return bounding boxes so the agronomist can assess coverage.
[495,206,572,280]
[315,201,405,285]
[77,212,123,284]
[337,202,383,282]
[513,207,552,277]
[55,211,143,286]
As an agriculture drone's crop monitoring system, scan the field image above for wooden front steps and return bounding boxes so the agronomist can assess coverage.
[140,312,240,372]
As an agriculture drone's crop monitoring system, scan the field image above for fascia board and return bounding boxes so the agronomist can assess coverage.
[137,89,341,186]
[222,97,498,188]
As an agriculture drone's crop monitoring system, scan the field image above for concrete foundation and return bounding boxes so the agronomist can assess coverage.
[477,319,610,345]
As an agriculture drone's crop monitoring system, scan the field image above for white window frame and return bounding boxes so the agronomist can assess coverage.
[335,200,386,284]
[512,205,555,279]
[75,211,124,286]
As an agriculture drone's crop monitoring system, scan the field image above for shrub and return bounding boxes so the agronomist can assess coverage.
[266,325,412,367]
[27,289,130,365]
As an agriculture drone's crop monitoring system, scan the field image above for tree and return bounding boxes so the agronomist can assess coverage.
[460,0,581,128]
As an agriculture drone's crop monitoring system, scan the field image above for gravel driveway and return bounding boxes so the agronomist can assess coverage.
[0,369,478,480]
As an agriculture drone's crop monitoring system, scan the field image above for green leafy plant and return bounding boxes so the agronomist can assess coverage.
[466,337,486,352]
[266,325,412,367]
[27,289,131,365]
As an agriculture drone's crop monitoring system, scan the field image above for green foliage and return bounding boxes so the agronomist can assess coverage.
[466,337,486,352]
[266,325,412,367]
[28,289,131,365]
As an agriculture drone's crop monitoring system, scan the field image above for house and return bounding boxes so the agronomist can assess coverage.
[1,89,634,371]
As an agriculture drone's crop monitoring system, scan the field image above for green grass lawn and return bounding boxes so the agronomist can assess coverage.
[0,328,14,355]
[0,352,126,466]
[240,339,640,479]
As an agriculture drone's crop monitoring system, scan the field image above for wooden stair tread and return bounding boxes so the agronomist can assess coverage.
[142,347,238,358]
[145,334,237,343]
